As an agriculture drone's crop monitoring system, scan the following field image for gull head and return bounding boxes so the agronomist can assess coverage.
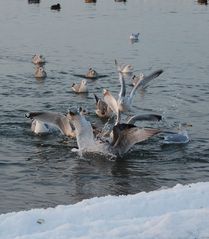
[103,89,109,96]
[32,54,46,65]
[178,123,192,131]
[81,79,87,85]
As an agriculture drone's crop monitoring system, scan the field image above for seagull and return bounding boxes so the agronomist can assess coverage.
[72,79,88,93]
[132,69,163,89]
[94,94,112,118]
[104,70,163,115]
[67,108,161,157]
[130,33,140,41]
[85,68,98,79]
[72,69,108,80]
[163,123,192,144]
[32,54,46,65]
[35,66,47,79]
[132,73,144,86]
[115,59,133,74]
[25,112,76,137]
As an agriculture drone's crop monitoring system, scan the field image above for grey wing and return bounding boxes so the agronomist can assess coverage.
[55,116,74,136]
[127,114,162,124]
[137,69,163,90]
[129,69,163,100]
[112,126,160,155]
[25,112,60,123]
[118,72,126,98]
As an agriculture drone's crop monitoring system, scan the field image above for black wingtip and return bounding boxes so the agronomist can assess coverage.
[94,93,99,103]
[157,69,163,75]
[153,114,163,121]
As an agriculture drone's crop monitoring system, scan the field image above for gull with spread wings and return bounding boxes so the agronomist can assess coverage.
[68,108,161,157]
[25,111,76,137]
[103,70,163,120]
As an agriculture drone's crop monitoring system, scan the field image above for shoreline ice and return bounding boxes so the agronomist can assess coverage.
[1,181,209,239]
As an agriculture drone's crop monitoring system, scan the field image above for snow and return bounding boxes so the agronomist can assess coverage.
[1,182,209,239]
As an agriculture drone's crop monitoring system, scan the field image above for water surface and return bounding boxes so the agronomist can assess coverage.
[1,0,209,213]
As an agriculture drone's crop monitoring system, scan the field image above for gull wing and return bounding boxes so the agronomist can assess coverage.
[94,93,99,103]
[127,114,162,124]
[68,112,95,150]
[103,89,118,115]
[129,69,163,101]
[118,72,126,99]
[112,124,160,155]
[136,69,163,90]
[25,112,74,137]
[114,59,121,72]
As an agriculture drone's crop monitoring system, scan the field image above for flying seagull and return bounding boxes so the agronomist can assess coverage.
[103,70,163,115]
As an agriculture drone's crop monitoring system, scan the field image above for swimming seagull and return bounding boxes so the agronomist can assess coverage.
[94,94,112,118]
[115,59,133,74]
[72,69,108,80]
[104,70,163,114]
[67,108,161,157]
[25,112,76,137]
[86,68,98,79]
[35,66,47,79]
[130,33,140,41]
[32,54,46,65]
[163,123,192,144]
[72,79,88,93]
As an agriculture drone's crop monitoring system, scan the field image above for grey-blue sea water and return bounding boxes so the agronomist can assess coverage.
[1,0,209,213]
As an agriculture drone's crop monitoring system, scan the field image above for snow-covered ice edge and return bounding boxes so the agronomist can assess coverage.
[1,182,209,239]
